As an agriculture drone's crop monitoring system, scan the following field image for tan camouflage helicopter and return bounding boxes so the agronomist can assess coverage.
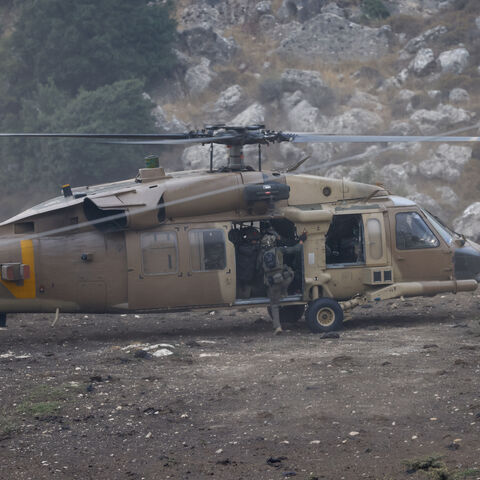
[0,124,479,333]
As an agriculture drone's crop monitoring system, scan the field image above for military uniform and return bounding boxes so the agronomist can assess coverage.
[260,234,294,334]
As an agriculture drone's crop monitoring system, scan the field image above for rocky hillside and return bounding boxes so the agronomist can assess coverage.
[151,0,480,237]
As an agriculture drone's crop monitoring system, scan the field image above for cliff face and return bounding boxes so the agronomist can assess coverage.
[155,0,480,233]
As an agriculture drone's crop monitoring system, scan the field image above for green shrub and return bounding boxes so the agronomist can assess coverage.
[361,0,390,19]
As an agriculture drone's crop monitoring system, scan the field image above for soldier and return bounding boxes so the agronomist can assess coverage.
[260,233,294,334]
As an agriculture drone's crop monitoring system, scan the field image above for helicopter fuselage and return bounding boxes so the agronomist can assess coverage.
[0,169,478,330]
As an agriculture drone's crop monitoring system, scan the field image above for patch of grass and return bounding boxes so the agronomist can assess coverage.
[0,412,19,438]
[404,455,446,474]
[451,469,480,480]
[16,383,80,418]
[17,400,62,417]
[404,456,480,480]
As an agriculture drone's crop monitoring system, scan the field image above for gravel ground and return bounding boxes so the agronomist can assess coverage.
[0,292,479,480]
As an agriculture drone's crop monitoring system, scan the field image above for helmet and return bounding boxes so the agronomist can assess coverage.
[241,226,261,243]
[261,234,277,248]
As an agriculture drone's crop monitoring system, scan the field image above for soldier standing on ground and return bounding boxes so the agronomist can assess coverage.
[260,233,295,334]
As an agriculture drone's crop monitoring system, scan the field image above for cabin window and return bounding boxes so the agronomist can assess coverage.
[189,229,226,272]
[367,218,383,260]
[141,231,178,275]
[396,212,439,250]
[326,214,365,265]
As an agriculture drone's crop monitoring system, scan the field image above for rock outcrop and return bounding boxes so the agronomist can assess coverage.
[276,13,391,62]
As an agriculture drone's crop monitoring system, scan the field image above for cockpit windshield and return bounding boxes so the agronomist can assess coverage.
[422,209,454,245]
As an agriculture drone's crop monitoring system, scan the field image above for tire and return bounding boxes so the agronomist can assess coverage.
[267,304,305,323]
[305,298,344,333]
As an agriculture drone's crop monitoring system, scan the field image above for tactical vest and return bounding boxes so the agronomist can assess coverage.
[262,247,288,286]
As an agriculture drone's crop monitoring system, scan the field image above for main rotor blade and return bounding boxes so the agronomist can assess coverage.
[0,132,192,139]
[289,133,480,143]
[0,132,241,145]
[101,134,240,145]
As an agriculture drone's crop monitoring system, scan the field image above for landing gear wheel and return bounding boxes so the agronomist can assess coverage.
[267,304,305,323]
[306,298,344,333]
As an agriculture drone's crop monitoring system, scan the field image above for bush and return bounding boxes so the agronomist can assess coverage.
[386,14,425,37]
[361,0,390,19]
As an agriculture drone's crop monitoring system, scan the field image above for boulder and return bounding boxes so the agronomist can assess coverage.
[209,85,246,121]
[321,2,346,17]
[453,203,480,243]
[403,25,448,55]
[179,3,221,30]
[408,192,440,216]
[438,48,470,74]
[324,147,381,179]
[410,104,474,134]
[427,90,442,100]
[151,105,188,133]
[396,89,416,102]
[230,103,266,126]
[347,90,383,111]
[418,144,472,182]
[277,143,307,170]
[182,144,228,170]
[448,88,470,104]
[281,69,334,108]
[180,26,237,64]
[287,99,323,131]
[256,1,272,15]
[379,163,409,188]
[388,120,418,136]
[409,48,436,76]
[184,58,215,95]
[307,143,335,171]
[326,108,383,134]
[435,186,458,205]
[281,90,304,112]
[281,68,326,92]
[276,13,391,62]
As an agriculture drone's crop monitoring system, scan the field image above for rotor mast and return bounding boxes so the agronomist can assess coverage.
[227,144,245,170]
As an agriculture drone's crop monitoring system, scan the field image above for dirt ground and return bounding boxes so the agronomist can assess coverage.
[0,292,479,480]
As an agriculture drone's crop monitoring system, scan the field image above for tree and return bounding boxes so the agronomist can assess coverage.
[3,79,156,194]
[7,0,177,97]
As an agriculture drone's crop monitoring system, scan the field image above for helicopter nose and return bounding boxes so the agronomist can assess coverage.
[454,240,480,282]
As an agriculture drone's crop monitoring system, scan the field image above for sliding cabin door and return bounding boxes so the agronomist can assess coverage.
[126,223,236,310]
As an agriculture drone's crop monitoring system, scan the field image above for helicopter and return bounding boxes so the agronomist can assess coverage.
[0,123,479,333]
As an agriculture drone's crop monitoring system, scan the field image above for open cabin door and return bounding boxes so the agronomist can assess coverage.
[126,222,236,310]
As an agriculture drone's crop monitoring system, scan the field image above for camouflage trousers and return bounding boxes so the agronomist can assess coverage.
[266,269,294,331]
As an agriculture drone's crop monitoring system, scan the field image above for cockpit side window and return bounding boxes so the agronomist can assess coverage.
[396,212,440,250]
[422,210,454,245]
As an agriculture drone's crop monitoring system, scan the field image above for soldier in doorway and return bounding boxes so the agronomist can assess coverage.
[259,232,294,334]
